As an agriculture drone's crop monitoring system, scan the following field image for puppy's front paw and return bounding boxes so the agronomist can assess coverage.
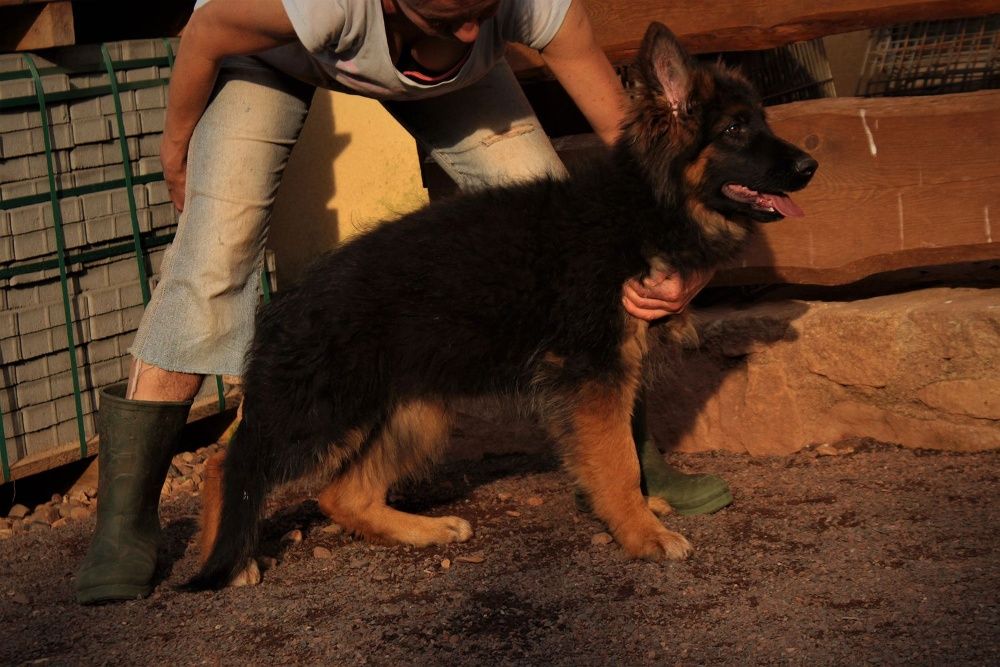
[616,515,692,561]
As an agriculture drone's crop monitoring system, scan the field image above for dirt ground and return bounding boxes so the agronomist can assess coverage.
[1,415,998,666]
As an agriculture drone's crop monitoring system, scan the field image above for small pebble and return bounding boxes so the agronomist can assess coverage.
[281,529,303,544]
[321,523,343,535]
[497,492,512,501]
[455,552,486,564]
[313,546,333,559]
[505,510,521,517]
[440,558,451,571]
[591,532,614,546]
[526,496,544,507]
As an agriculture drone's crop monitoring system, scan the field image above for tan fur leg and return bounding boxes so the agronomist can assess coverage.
[553,321,691,561]
[199,452,225,565]
[316,400,473,547]
[200,451,262,586]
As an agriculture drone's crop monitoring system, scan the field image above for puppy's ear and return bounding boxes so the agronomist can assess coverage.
[637,22,693,110]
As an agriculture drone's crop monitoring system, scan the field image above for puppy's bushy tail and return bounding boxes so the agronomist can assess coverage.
[183,421,270,591]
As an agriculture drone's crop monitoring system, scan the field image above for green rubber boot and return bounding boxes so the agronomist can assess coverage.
[636,437,733,516]
[75,382,191,604]
[574,389,733,516]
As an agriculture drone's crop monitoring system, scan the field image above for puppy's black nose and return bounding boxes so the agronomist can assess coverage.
[795,155,818,179]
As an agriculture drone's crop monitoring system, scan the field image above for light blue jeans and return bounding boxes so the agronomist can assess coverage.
[131,57,567,376]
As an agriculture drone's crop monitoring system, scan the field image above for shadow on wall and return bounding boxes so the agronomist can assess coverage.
[267,91,345,287]
[267,91,431,287]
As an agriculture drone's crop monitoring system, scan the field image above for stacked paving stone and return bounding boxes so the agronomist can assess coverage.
[1,40,277,473]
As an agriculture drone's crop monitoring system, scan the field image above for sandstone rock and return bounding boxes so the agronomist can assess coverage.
[70,507,92,521]
[8,504,30,520]
[649,287,1000,455]
[917,378,1000,420]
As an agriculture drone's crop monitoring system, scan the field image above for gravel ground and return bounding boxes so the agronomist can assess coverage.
[1,417,997,666]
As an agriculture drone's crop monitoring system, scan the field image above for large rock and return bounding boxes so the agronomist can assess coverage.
[647,287,1000,455]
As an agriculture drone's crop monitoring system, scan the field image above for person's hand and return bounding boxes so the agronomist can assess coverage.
[161,135,189,212]
[622,264,715,321]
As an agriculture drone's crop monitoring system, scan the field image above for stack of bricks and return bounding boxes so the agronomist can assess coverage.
[0,40,181,468]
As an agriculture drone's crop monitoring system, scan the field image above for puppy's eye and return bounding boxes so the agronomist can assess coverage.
[724,122,746,137]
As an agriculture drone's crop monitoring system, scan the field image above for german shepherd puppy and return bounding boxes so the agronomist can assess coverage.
[188,23,816,590]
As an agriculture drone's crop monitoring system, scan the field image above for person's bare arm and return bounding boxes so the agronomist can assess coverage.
[163,0,298,211]
[538,0,624,146]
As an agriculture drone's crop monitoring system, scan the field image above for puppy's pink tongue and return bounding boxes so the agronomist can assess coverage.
[758,193,804,217]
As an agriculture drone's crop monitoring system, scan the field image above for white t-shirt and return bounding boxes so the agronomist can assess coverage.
[192,0,571,100]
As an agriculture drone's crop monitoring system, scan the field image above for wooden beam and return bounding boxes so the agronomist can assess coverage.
[723,90,1000,285]
[0,0,74,52]
[584,0,997,55]
[509,0,996,74]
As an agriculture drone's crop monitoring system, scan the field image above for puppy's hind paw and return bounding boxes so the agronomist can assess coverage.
[229,559,262,587]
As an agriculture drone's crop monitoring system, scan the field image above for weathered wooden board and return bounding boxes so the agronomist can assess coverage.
[425,90,1000,286]
[730,90,1000,285]
[0,1,74,52]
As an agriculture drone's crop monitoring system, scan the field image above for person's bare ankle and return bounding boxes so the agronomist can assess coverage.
[127,358,203,402]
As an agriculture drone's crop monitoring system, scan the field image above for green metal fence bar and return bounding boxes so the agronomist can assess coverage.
[99,43,152,306]
[0,55,174,82]
[0,172,167,211]
[22,54,89,460]
[0,78,170,112]
[0,232,175,281]
[162,38,176,70]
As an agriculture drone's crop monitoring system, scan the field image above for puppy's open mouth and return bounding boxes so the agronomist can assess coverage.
[723,183,804,218]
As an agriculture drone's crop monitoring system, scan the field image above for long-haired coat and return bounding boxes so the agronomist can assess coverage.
[188,23,816,590]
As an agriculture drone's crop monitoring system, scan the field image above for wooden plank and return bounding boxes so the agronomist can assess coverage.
[0,0,74,52]
[423,92,999,287]
[723,90,1000,285]
[509,0,996,74]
